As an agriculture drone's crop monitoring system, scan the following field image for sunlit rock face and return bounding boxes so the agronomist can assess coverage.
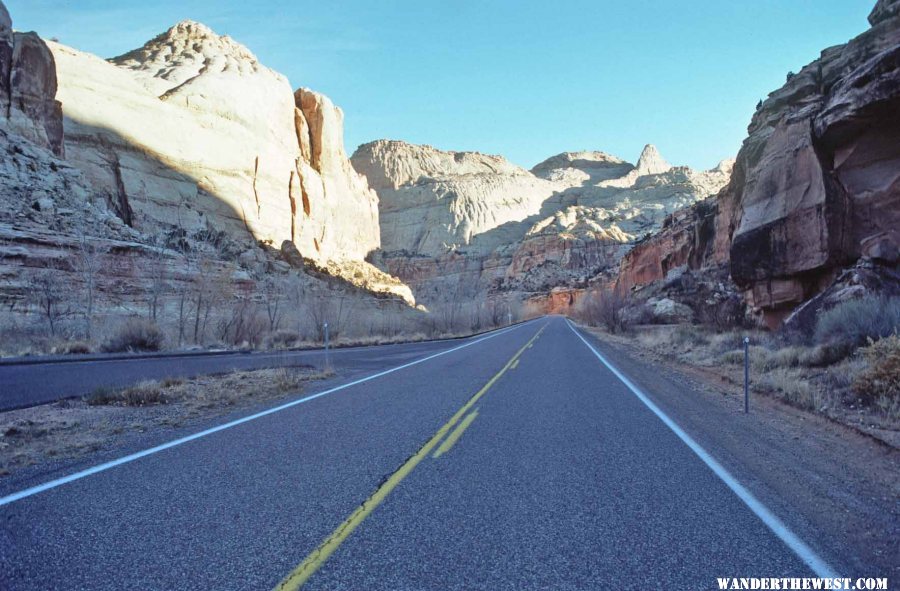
[616,2,900,327]
[0,4,63,156]
[354,140,731,309]
[49,20,379,263]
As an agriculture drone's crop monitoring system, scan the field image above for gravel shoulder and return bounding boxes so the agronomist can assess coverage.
[578,324,900,579]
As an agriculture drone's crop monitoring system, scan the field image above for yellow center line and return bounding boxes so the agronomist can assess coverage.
[432,408,479,459]
[273,322,547,591]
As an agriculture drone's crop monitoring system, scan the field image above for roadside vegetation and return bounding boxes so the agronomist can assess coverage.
[0,229,530,359]
[0,365,335,477]
[575,291,900,442]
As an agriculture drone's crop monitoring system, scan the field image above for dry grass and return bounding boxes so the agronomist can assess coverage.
[853,335,900,419]
[1,364,340,477]
[86,381,169,407]
[595,322,900,435]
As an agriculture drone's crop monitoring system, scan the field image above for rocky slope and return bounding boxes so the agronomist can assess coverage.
[617,0,900,328]
[354,140,731,312]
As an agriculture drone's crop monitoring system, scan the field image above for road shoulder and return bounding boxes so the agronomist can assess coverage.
[574,324,900,580]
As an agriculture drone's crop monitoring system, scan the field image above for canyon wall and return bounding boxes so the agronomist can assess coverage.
[617,1,900,327]
[49,21,379,264]
[0,4,413,346]
[355,140,731,311]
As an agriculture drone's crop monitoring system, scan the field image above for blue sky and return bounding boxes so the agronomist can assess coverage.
[7,1,875,170]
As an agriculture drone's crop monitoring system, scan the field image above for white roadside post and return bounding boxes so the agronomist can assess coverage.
[324,321,331,371]
[743,336,750,413]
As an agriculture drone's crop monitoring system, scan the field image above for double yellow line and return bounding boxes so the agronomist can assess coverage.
[274,323,546,590]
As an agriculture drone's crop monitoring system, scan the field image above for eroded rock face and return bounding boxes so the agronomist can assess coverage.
[616,4,900,327]
[50,21,379,264]
[357,140,731,310]
[0,2,64,156]
[722,7,900,324]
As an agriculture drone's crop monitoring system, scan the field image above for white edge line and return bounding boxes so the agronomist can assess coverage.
[0,321,535,508]
[565,319,838,579]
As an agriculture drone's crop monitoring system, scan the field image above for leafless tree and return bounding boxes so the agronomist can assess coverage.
[307,292,355,342]
[73,225,107,340]
[25,264,64,336]
[190,254,229,345]
[260,275,284,332]
[145,239,169,322]
[577,287,628,333]
[216,284,266,346]
[286,273,306,336]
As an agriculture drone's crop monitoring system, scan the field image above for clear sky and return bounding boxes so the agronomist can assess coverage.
[6,0,875,170]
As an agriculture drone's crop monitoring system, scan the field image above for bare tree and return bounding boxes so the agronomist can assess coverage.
[73,226,107,340]
[25,265,64,336]
[577,287,628,333]
[284,272,306,336]
[307,292,356,342]
[260,275,284,332]
[145,239,169,322]
[190,254,229,345]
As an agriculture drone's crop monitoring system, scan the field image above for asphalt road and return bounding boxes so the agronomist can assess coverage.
[0,317,836,590]
[0,337,484,411]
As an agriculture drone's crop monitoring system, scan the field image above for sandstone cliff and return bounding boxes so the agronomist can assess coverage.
[617,1,900,327]
[0,4,414,351]
[356,140,731,311]
[0,3,63,156]
[49,21,380,265]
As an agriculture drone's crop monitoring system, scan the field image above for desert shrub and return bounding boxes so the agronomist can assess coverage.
[707,331,745,356]
[814,295,900,349]
[273,368,303,393]
[52,340,93,355]
[121,381,168,406]
[85,380,169,406]
[853,335,900,406]
[85,386,117,406]
[696,295,745,330]
[769,346,803,368]
[758,368,817,410]
[265,329,301,349]
[797,342,853,367]
[102,319,165,352]
[578,289,628,333]
[670,325,709,347]
[719,349,744,365]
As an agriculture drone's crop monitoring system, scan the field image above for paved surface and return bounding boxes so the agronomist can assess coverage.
[0,338,482,411]
[0,317,829,590]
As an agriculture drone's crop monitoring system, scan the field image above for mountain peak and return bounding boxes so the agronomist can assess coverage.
[635,144,671,176]
[112,19,258,71]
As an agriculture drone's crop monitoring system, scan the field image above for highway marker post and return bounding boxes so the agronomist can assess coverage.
[324,321,331,372]
[743,336,750,413]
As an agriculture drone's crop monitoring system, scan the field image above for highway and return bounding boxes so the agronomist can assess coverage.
[0,338,479,411]
[0,317,839,590]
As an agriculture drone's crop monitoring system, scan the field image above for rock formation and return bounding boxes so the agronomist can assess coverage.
[0,3,63,156]
[617,1,900,328]
[0,3,414,342]
[49,20,380,265]
[355,140,731,311]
